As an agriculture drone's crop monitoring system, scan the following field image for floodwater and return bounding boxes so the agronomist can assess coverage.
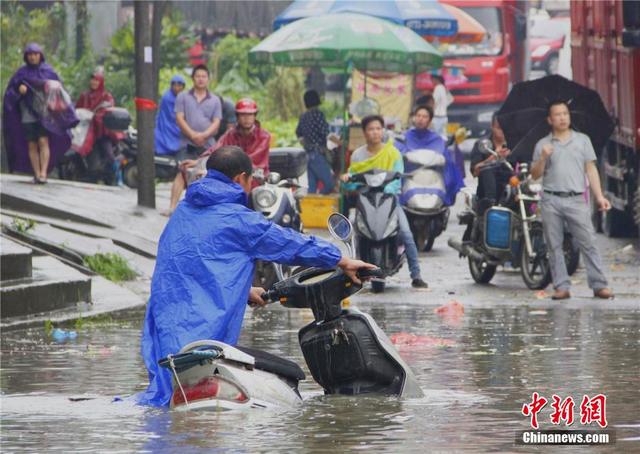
[1,298,639,452]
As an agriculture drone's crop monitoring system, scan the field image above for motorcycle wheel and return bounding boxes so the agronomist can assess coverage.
[123,163,138,188]
[371,279,386,293]
[423,234,436,252]
[468,256,496,284]
[520,223,552,290]
[564,232,580,276]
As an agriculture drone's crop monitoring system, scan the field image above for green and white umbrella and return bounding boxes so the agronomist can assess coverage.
[249,13,442,73]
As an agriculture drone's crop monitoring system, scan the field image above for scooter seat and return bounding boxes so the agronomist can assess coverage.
[236,346,305,382]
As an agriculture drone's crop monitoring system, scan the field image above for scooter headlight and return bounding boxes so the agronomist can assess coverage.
[383,215,399,237]
[254,188,277,209]
[355,214,372,238]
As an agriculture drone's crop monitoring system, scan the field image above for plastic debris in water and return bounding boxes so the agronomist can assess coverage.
[434,300,464,327]
[51,328,78,342]
[535,290,547,299]
[390,332,456,347]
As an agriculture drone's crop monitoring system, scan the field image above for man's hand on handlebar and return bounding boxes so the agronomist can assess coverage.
[248,286,267,307]
[338,256,376,285]
[339,173,351,183]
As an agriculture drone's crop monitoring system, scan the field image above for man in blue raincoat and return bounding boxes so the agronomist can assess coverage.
[154,75,186,155]
[139,145,372,406]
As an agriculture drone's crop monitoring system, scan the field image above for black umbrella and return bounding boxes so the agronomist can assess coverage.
[496,75,614,163]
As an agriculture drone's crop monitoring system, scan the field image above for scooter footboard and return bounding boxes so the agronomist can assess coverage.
[298,311,405,396]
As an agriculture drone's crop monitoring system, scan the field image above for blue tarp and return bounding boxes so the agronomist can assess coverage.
[273,0,458,37]
[138,169,342,406]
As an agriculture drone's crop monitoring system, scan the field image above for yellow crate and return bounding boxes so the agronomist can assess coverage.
[300,194,341,229]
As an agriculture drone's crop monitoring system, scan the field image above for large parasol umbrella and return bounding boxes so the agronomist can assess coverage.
[273,0,458,37]
[250,13,443,73]
[496,75,614,163]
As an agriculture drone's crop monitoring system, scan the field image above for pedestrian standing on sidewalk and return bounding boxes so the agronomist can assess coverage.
[431,75,453,138]
[155,74,186,156]
[531,100,614,300]
[3,43,78,183]
[296,89,335,194]
[174,64,222,163]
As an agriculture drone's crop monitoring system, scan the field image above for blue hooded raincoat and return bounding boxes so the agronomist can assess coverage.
[138,170,341,406]
[154,74,185,155]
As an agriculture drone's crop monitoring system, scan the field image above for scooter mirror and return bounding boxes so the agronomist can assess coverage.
[267,172,281,185]
[478,139,496,157]
[327,212,352,242]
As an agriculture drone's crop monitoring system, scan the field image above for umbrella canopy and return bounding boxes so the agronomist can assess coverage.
[273,0,458,37]
[496,75,614,163]
[250,13,443,73]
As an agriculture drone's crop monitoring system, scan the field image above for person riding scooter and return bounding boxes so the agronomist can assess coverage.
[394,105,465,250]
[341,115,428,289]
[139,145,374,407]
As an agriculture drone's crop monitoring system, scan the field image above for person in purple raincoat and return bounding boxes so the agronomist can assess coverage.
[3,43,78,183]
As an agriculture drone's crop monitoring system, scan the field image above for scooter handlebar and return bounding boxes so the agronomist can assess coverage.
[356,267,385,280]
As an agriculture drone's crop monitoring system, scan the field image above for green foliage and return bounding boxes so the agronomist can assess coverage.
[44,319,54,336]
[158,67,192,94]
[210,34,272,85]
[10,217,36,233]
[104,11,194,76]
[263,68,305,121]
[84,253,137,282]
[261,118,300,148]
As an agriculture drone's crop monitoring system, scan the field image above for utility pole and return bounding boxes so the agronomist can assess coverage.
[134,1,156,208]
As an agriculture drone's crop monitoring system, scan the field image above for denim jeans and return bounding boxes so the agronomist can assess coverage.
[396,203,422,280]
[307,151,334,194]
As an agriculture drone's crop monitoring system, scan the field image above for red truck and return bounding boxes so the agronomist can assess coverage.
[415,0,527,136]
[570,0,640,236]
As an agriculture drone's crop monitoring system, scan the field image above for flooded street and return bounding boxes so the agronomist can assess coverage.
[2,294,639,451]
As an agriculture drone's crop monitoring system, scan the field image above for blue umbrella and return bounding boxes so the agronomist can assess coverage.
[273,0,458,37]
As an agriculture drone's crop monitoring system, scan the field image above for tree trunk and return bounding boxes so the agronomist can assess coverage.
[152,1,168,101]
[134,1,156,208]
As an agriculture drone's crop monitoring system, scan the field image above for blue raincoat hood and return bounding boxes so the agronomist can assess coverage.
[185,169,248,207]
[137,171,341,406]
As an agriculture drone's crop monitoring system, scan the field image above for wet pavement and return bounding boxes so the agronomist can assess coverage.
[1,174,639,451]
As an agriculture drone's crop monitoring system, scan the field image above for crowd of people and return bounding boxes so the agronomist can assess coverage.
[3,43,615,408]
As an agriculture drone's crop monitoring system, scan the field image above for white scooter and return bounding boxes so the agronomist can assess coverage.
[159,213,424,411]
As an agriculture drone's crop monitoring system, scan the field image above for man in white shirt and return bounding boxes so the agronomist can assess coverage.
[431,75,453,138]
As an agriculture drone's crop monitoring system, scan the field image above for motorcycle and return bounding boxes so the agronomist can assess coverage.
[347,169,406,293]
[59,107,132,185]
[448,140,579,289]
[119,129,181,188]
[159,213,423,411]
[251,147,307,289]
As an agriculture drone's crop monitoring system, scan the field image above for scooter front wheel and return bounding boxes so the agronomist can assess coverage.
[123,163,138,188]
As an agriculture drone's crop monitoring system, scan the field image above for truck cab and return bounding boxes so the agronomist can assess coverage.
[416,0,526,137]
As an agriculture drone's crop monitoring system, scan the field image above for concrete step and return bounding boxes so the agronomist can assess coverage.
[1,236,33,281]
[1,256,91,319]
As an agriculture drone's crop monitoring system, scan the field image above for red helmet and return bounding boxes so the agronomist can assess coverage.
[235,98,258,114]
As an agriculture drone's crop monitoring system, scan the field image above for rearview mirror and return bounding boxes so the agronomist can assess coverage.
[327,212,352,242]
[478,139,495,155]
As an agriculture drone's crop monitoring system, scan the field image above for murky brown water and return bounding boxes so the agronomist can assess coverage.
[1,300,639,452]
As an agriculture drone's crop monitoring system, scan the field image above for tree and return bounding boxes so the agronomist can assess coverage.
[134,0,155,208]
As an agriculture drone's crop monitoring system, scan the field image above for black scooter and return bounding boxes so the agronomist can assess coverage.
[348,169,405,293]
[119,128,180,188]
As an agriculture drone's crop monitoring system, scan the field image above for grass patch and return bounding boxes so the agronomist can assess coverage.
[83,253,137,282]
[11,217,36,233]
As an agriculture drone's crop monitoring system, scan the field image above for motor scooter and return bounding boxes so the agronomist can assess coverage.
[348,169,406,293]
[119,129,180,188]
[59,107,132,185]
[159,213,423,411]
[252,148,307,288]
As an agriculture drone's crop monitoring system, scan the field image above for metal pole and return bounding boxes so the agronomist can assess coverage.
[134,1,156,208]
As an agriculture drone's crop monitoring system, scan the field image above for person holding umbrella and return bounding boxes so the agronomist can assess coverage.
[530,100,614,300]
